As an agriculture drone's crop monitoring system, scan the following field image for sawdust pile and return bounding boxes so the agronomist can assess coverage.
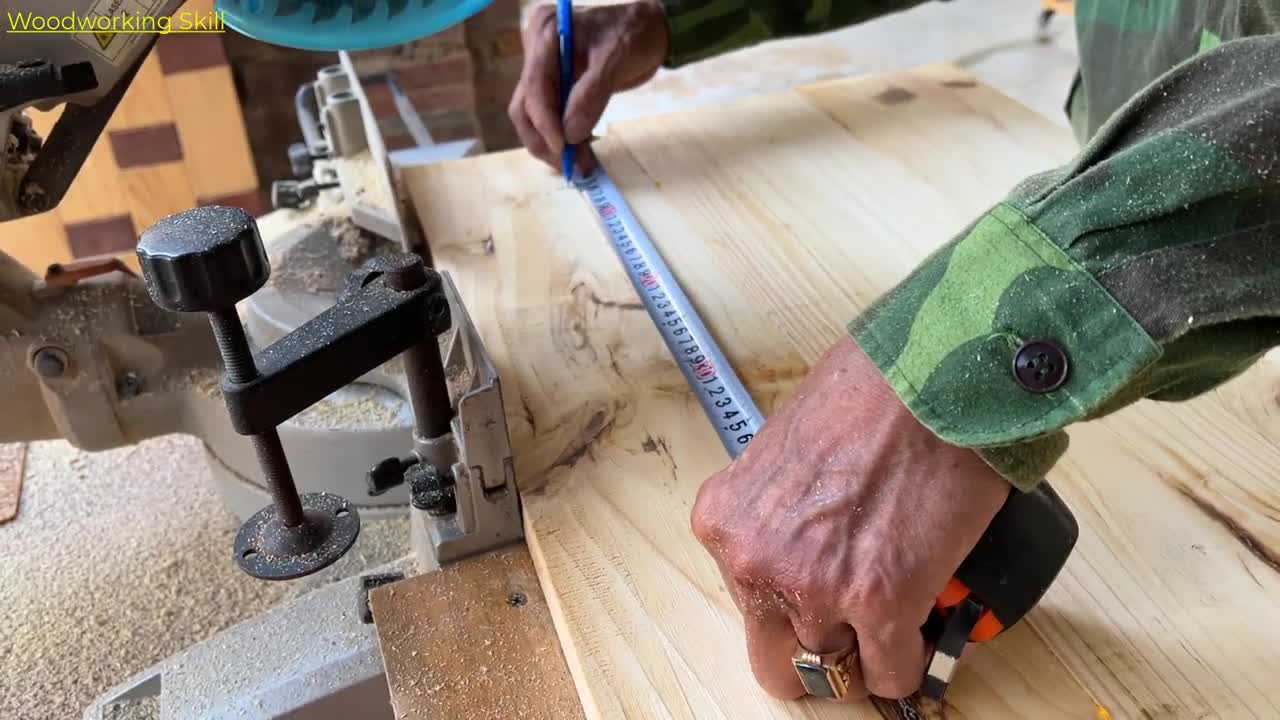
[291,391,403,430]
[0,435,409,720]
[268,216,396,297]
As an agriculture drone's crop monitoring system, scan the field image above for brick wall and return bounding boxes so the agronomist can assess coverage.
[223,35,336,190]
[227,3,524,189]
[351,0,524,154]
[466,0,525,151]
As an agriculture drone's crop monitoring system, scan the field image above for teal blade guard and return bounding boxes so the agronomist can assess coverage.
[215,0,493,51]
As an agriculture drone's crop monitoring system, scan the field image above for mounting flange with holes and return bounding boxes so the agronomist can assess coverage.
[233,492,360,580]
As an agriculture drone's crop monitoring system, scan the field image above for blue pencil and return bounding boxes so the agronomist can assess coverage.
[557,0,575,182]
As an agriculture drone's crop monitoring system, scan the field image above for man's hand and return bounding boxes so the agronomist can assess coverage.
[509,0,670,173]
[691,336,1011,700]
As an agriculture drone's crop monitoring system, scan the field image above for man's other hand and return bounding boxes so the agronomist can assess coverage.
[691,336,1011,700]
[509,0,670,174]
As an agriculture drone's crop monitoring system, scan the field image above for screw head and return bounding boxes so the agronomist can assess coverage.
[32,347,68,378]
[116,372,143,399]
[136,206,269,313]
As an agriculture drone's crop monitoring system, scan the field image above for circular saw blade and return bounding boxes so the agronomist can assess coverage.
[216,0,493,51]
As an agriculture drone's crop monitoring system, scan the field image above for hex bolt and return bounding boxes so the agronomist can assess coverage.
[32,347,68,378]
[116,372,143,399]
[407,463,455,517]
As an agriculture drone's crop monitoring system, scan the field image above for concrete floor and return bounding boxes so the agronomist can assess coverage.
[0,3,1081,719]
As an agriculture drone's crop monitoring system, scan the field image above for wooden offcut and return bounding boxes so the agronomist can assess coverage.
[406,64,1280,719]
[369,546,585,720]
[0,443,27,524]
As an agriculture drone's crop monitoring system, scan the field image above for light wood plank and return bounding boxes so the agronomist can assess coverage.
[0,209,72,273]
[408,65,1280,720]
[120,162,197,232]
[107,54,173,131]
[370,546,586,720]
[178,0,215,13]
[165,66,258,199]
[58,134,129,225]
[0,443,26,525]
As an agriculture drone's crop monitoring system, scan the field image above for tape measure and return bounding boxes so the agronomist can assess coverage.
[576,168,763,459]
[574,165,1079,705]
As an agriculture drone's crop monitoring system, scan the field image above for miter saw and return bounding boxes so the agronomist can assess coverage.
[3,1,530,717]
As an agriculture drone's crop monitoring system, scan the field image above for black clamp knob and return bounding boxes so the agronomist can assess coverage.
[366,456,414,496]
[137,205,269,313]
[271,179,338,211]
[137,206,361,581]
[288,142,316,178]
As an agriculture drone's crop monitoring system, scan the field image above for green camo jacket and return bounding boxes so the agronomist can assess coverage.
[659,0,1280,489]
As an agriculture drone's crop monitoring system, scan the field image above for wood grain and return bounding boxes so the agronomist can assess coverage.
[165,66,259,200]
[57,135,130,225]
[369,545,585,720]
[106,55,173,132]
[408,64,1280,720]
[119,162,197,232]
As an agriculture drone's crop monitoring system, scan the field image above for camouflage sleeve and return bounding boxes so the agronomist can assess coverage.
[849,35,1280,491]
[658,0,929,67]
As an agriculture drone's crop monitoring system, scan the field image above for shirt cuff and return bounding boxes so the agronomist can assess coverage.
[848,203,1161,490]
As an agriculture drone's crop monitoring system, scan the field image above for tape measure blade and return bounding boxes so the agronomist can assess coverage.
[577,169,763,459]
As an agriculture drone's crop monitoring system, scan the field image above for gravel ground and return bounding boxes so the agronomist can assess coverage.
[0,435,409,720]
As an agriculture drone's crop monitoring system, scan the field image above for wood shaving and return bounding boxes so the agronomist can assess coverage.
[290,390,404,430]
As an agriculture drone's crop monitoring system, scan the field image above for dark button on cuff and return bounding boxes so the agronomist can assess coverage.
[1012,340,1069,393]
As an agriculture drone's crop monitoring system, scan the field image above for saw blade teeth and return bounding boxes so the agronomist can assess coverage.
[311,1,340,23]
[270,0,305,19]
[219,0,490,48]
[350,0,378,23]
[257,0,412,21]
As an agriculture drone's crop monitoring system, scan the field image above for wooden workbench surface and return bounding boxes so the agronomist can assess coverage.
[404,64,1280,719]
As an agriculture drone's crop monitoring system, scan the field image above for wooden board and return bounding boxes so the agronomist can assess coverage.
[406,64,1280,719]
[369,545,586,720]
[0,443,25,524]
[166,65,259,202]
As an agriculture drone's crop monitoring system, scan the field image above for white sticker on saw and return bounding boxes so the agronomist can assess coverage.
[73,0,163,66]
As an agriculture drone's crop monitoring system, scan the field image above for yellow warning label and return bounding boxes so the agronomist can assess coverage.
[94,31,114,51]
